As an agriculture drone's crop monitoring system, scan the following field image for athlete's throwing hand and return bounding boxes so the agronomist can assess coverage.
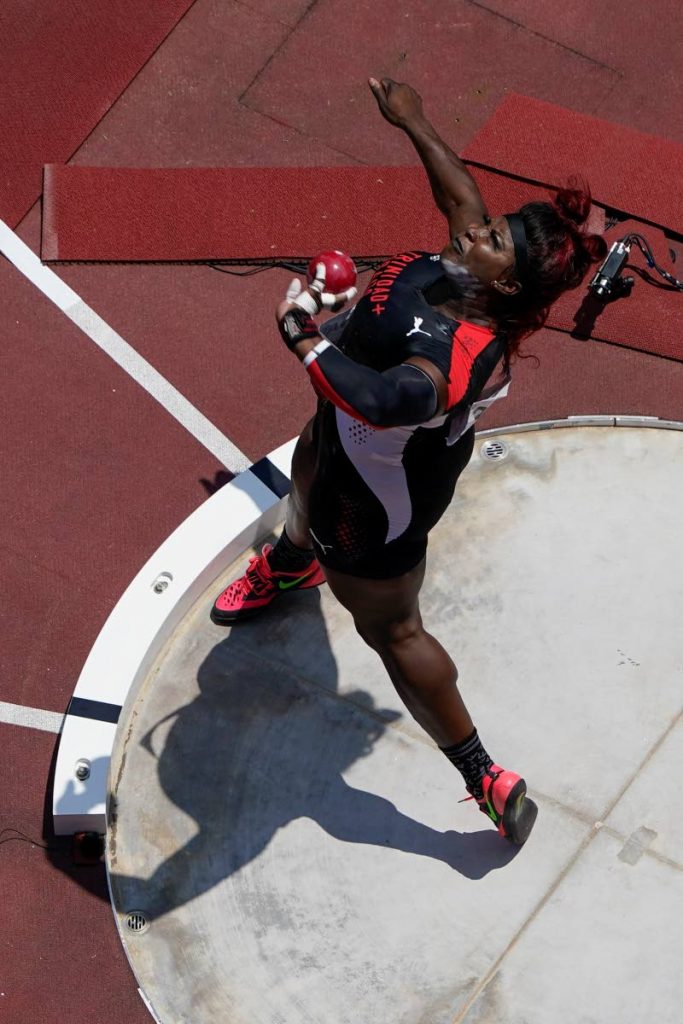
[276,264,357,322]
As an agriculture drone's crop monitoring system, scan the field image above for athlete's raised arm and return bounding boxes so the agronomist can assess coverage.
[368,77,487,237]
[277,305,441,428]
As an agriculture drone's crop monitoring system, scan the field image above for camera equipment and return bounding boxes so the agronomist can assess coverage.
[589,240,634,300]
[589,233,683,301]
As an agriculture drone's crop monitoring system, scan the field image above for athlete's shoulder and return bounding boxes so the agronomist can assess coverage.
[363,251,439,308]
[391,251,442,280]
[445,323,508,410]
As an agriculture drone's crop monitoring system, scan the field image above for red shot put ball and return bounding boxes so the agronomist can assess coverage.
[307,250,357,292]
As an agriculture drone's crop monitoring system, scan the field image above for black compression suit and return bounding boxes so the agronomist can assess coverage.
[307,251,511,578]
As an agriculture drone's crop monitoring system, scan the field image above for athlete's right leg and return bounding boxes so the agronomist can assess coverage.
[282,415,317,548]
[322,560,474,748]
[210,416,325,623]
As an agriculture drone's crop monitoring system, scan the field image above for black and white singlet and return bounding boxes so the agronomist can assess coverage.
[308,251,511,578]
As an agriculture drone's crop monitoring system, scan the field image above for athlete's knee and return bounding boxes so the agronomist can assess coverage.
[355,613,423,653]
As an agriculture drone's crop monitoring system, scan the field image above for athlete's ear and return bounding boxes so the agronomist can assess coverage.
[492,276,521,296]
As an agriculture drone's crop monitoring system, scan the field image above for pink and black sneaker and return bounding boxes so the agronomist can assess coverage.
[211,543,326,624]
[468,765,538,845]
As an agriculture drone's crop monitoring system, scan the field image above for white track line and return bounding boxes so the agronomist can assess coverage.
[0,701,65,734]
[0,220,251,473]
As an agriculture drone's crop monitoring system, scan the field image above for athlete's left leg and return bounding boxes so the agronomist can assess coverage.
[322,561,537,844]
[323,559,473,747]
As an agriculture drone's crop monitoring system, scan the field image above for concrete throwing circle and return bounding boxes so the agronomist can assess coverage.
[107,427,683,1024]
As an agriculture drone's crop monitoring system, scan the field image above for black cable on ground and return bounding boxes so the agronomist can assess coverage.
[207,258,381,278]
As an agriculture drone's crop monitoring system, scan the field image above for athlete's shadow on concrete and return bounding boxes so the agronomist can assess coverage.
[109,587,517,923]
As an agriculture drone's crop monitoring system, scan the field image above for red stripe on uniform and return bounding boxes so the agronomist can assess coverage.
[447,321,496,408]
[306,360,377,427]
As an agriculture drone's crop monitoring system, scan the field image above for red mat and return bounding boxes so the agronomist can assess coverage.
[41,87,683,362]
[41,165,563,261]
[462,94,683,230]
[548,219,683,362]
[42,163,683,361]
[0,0,197,227]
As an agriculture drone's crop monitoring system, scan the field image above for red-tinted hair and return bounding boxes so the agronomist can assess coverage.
[502,179,607,360]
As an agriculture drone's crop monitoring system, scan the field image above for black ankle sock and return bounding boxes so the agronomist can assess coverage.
[267,527,315,572]
[440,729,494,801]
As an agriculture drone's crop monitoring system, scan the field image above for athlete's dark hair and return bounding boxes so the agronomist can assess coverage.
[501,179,607,360]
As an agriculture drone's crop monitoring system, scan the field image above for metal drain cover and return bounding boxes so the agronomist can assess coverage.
[124,911,149,935]
[480,438,509,462]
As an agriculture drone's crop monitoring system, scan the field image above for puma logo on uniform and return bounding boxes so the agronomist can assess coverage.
[406,316,432,338]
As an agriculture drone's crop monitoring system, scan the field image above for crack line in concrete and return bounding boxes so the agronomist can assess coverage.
[213,640,683,879]
[451,706,682,1022]
[225,637,425,740]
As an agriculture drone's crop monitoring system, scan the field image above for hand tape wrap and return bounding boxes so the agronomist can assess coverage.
[278,308,320,351]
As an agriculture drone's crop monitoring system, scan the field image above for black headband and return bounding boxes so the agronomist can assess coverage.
[504,213,528,284]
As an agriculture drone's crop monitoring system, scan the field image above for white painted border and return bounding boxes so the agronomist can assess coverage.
[52,418,683,835]
[52,439,296,835]
[0,701,65,733]
[0,219,250,472]
[480,414,683,435]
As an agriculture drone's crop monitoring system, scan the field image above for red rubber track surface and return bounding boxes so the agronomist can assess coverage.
[41,159,683,362]
[42,92,683,261]
[40,164,558,261]
[41,165,450,260]
[0,0,197,227]
[3,3,683,1024]
[462,93,683,229]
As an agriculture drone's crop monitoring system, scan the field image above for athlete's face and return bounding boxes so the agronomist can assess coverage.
[440,216,521,296]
